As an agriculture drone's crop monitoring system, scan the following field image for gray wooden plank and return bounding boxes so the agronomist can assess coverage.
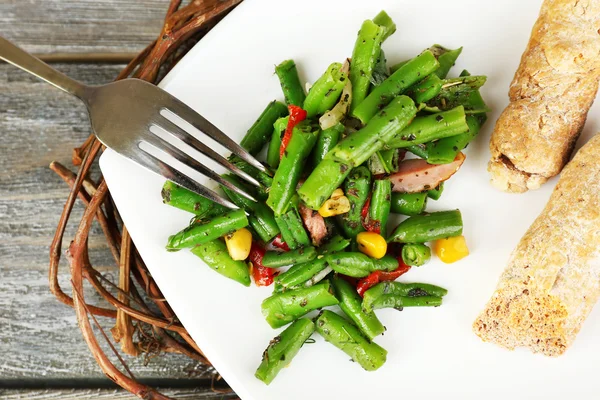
[0,388,237,399]
[0,0,166,54]
[0,63,217,381]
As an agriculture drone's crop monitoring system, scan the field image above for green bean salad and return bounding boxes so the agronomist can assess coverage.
[162,10,489,384]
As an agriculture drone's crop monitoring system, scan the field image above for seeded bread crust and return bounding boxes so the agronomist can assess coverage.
[488,0,600,193]
[474,133,600,356]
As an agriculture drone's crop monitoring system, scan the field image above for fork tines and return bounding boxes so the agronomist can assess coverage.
[133,99,268,210]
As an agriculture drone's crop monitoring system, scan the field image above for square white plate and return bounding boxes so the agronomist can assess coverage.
[100,0,600,398]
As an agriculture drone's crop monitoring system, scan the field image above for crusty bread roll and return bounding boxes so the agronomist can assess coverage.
[488,0,600,193]
[474,133,600,356]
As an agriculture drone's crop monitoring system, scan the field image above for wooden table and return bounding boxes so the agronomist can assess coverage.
[0,1,235,398]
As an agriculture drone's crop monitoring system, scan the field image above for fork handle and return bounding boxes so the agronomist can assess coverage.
[0,36,87,99]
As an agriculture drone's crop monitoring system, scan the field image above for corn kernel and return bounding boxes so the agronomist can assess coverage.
[224,228,253,260]
[318,195,351,217]
[434,235,469,264]
[356,231,387,259]
[330,188,344,199]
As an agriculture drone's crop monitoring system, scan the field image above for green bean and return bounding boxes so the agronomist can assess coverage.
[297,158,352,210]
[332,276,385,340]
[220,174,279,243]
[240,100,288,155]
[370,49,389,87]
[262,246,317,268]
[304,62,347,118]
[373,10,396,40]
[311,123,344,167]
[267,121,319,215]
[427,183,444,200]
[280,204,311,248]
[406,144,428,159]
[389,59,409,74]
[318,235,351,255]
[166,209,248,251]
[272,282,284,294]
[275,59,306,107]
[388,210,463,243]
[228,155,273,200]
[426,115,482,165]
[401,243,431,266]
[255,318,315,385]
[378,149,402,173]
[275,214,295,250]
[429,45,463,79]
[328,96,417,166]
[337,167,371,238]
[377,254,399,270]
[457,70,489,122]
[248,210,280,243]
[350,20,386,112]
[406,73,442,104]
[161,181,228,217]
[368,152,387,175]
[352,51,439,124]
[368,178,391,237]
[299,95,416,210]
[326,252,372,277]
[362,281,448,313]
[368,294,442,311]
[266,116,288,169]
[390,192,428,216]
[261,281,339,328]
[384,106,468,149]
[367,281,448,299]
[315,310,387,371]
[326,252,397,278]
[371,10,395,90]
[274,258,328,289]
[425,75,490,114]
[191,239,250,286]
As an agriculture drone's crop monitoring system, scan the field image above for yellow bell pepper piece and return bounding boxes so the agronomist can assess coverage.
[356,231,387,259]
[318,189,351,217]
[224,228,253,261]
[434,235,469,263]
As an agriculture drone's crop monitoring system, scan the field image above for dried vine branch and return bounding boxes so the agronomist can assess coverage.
[48,1,242,398]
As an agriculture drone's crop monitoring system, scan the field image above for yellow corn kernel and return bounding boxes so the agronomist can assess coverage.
[356,232,387,259]
[434,235,469,264]
[330,188,344,199]
[318,195,351,217]
[224,228,253,260]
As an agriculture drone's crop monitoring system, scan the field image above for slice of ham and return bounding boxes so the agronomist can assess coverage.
[298,203,328,246]
[390,152,466,193]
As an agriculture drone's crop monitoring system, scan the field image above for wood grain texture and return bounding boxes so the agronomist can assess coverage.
[0,388,237,399]
[0,63,217,382]
[0,0,166,54]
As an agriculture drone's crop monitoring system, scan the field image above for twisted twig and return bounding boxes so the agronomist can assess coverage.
[48,0,242,398]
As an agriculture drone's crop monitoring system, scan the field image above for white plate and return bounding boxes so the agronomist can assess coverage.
[99,0,600,398]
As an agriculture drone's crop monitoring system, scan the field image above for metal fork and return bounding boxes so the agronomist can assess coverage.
[0,37,266,209]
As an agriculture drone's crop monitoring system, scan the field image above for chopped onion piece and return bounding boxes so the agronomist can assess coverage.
[319,59,352,130]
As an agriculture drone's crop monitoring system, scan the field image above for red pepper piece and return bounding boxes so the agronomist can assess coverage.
[379,261,411,282]
[360,195,380,234]
[271,234,290,251]
[356,258,411,297]
[249,243,277,286]
[361,194,371,222]
[280,105,307,158]
[356,272,381,297]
